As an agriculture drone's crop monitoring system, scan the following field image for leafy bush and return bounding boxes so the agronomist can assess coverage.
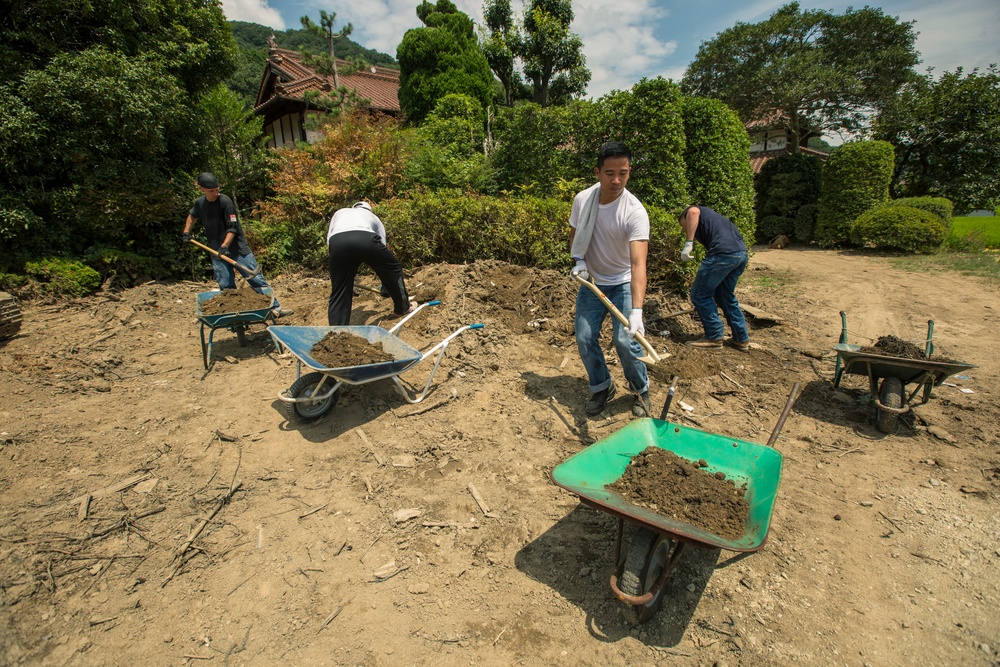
[757,215,795,241]
[892,196,953,228]
[84,247,160,283]
[850,204,946,253]
[682,96,754,242]
[24,258,102,296]
[404,94,490,191]
[754,153,823,242]
[815,140,894,247]
[794,204,819,244]
[489,102,580,193]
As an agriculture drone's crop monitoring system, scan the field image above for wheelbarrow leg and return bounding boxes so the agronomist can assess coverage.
[200,322,214,370]
[833,311,848,388]
[925,319,935,358]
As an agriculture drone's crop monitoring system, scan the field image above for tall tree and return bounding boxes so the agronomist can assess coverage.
[300,11,353,90]
[681,2,918,151]
[397,0,494,124]
[481,0,522,107]
[874,66,1000,213]
[517,0,590,106]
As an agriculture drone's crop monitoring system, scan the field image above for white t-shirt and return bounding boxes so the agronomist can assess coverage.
[326,207,387,245]
[569,183,650,284]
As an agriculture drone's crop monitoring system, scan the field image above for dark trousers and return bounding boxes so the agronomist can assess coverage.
[327,230,409,325]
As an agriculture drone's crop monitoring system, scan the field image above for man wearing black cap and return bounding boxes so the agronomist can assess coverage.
[182,172,292,317]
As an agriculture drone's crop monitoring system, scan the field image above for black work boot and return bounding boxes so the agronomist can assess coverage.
[585,382,616,416]
[632,391,650,417]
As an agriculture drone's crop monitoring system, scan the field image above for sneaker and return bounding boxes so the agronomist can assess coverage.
[272,307,294,318]
[686,337,723,348]
[585,382,616,416]
[729,338,751,352]
[632,391,650,418]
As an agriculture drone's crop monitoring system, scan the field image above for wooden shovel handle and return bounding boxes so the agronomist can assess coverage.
[573,274,661,362]
[188,239,261,277]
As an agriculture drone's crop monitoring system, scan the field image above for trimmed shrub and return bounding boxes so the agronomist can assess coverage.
[754,153,823,243]
[682,96,755,244]
[794,204,819,244]
[815,140,894,247]
[757,215,795,241]
[850,205,946,253]
[24,258,102,296]
[892,196,953,228]
[488,102,579,194]
[84,247,160,284]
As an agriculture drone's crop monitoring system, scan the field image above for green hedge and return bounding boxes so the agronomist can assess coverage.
[754,153,824,243]
[815,140,894,247]
[892,196,953,228]
[850,204,946,253]
[682,96,755,243]
[24,258,102,296]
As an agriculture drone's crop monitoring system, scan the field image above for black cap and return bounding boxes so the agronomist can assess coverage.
[196,172,219,189]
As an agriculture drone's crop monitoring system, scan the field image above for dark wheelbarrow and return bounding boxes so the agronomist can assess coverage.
[196,287,276,369]
[550,381,799,624]
[267,301,483,423]
[832,311,976,433]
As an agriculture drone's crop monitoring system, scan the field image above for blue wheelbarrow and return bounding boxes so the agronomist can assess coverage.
[833,311,976,432]
[267,301,483,422]
[196,288,275,369]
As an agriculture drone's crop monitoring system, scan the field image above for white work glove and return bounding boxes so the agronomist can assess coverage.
[680,241,694,262]
[628,308,644,339]
[571,258,590,281]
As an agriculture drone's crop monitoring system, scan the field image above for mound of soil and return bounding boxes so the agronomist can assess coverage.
[609,447,749,541]
[199,289,272,315]
[310,331,396,368]
[861,334,926,360]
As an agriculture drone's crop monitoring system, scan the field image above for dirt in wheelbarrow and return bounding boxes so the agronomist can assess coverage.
[0,251,998,667]
[198,288,272,315]
[610,447,749,541]
[310,330,396,368]
[860,334,927,360]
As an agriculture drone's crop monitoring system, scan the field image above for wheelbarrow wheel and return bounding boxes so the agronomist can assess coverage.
[619,527,674,625]
[282,372,339,423]
[875,376,903,433]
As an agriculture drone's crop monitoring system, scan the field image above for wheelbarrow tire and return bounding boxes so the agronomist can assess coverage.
[282,372,339,423]
[876,376,903,433]
[619,527,673,625]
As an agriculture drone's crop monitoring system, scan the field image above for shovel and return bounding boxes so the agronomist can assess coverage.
[189,239,262,278]
[573,274,661,365]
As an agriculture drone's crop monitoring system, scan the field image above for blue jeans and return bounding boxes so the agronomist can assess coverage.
[690,251,749,342]
[212,251,281,308]
[575,282,648,395]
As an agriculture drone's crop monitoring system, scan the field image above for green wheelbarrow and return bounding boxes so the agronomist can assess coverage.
[833,311,976,433]
[551,381,799,624]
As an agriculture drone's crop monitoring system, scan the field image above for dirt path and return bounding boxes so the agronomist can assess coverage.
[0,249,997,666]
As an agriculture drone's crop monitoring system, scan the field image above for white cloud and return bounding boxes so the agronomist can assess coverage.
[901,0,1000,73]
[220,0,285,29]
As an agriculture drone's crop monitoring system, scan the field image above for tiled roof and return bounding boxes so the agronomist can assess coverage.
[254,47,400,114]
[750,146,830,174]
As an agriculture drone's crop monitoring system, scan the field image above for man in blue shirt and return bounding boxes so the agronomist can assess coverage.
[679,205,750,351]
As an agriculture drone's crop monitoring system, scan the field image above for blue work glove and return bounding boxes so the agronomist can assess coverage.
[680,241,694,262]
[628,308,644,339]
[182,232,192,246]
[571,258,589,281]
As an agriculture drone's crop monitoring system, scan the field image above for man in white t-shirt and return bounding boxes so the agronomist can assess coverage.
[568,141,651,417]
[326,201,412,325]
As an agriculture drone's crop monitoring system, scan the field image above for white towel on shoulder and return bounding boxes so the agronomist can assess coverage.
[570,186,601,260]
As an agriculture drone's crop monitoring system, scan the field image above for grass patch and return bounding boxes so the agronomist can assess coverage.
[888,251,1000,283]
[950,216,1000,248]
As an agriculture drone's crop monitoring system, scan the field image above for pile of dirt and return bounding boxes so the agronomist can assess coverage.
[609,447,749,540]
[861,334,926,360]
[198,288,272,315]
[310,330,396,368]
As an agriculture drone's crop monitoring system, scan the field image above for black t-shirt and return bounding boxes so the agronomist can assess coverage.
[189,194,251,256]
[694,206,748,256]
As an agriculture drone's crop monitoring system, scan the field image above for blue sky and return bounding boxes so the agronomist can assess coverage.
[222,0,999,99]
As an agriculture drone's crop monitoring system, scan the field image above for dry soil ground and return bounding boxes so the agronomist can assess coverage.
[1,248,998,667]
